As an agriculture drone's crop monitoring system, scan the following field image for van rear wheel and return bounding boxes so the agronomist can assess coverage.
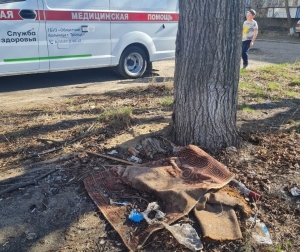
[117,46,147,79]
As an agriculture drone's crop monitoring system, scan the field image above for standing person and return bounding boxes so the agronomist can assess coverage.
[242,9,258,69]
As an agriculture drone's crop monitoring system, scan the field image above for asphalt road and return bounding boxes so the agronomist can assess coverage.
[0,39,299,111]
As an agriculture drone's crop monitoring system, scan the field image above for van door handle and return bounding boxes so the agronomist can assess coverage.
[19,9,37,20]
[81,25,88,32]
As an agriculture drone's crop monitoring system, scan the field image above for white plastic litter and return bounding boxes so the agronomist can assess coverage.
[141,202,202,251]
[291,187,300,197]
[226,146,237,152]
[248,218,272,245]
[141,202,166,224]
[164,223,203,251]
[107,150,118,155]
[130,156,142,163]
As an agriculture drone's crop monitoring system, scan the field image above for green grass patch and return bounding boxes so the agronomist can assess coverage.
[257,63,289,75]
[88,96,94,102]
[98,106,133,126]
[66,98,72,105]
[284,90,297,98]
[268,82,282,91]
[254,86,267,97]
[261,72,273,80]
[239,104,255,112]
[275,244,283,252]
[242,107,255,113]
[160,97,173,107]
[239,81,253,91]
[239,62,300,102]
[289,78,300,86]
[286,240,292,248]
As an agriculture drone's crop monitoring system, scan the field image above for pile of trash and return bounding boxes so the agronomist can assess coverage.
[84,139,271,251]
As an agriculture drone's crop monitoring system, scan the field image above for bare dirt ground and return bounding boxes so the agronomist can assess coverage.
[0,33,300,252]
[0,61,174,111]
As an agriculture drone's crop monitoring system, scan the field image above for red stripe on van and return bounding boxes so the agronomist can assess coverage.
[0,9,22,20]
[1,9,179,22]
[44,11,178,22]
[37,10,45,21]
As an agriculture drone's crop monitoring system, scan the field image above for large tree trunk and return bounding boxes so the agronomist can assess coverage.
[172,0,245,151]
[285,0,294,35]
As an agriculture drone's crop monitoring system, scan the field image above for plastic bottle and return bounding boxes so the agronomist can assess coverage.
[230,179,261,200]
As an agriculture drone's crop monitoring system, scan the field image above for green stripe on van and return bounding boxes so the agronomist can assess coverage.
[4,54,92,62]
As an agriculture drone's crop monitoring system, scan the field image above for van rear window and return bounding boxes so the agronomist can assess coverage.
[0,0,25,4]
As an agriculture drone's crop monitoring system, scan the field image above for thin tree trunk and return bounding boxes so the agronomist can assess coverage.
[172,0,245,151]
[285,0,294,35]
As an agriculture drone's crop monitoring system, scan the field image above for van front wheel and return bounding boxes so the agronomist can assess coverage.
[117,46,147,79]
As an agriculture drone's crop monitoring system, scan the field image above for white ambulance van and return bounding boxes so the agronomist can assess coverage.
[0,0,178,78]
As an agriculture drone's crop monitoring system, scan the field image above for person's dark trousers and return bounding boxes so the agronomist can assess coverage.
[242,40,251,67]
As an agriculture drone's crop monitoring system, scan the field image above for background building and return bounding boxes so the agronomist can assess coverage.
[245,0,300,33]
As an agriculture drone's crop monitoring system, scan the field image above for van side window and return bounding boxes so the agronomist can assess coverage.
[45,0,109,9]
[0,0,25,4]
[110,0,177,11]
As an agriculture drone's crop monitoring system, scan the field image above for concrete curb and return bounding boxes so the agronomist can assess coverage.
[256,38,300,44]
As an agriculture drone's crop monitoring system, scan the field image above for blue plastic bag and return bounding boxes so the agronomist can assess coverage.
[128,209,144,223]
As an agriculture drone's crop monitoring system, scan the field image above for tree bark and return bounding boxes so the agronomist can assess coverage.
[285,0,294,35]
[172,0,245,151]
